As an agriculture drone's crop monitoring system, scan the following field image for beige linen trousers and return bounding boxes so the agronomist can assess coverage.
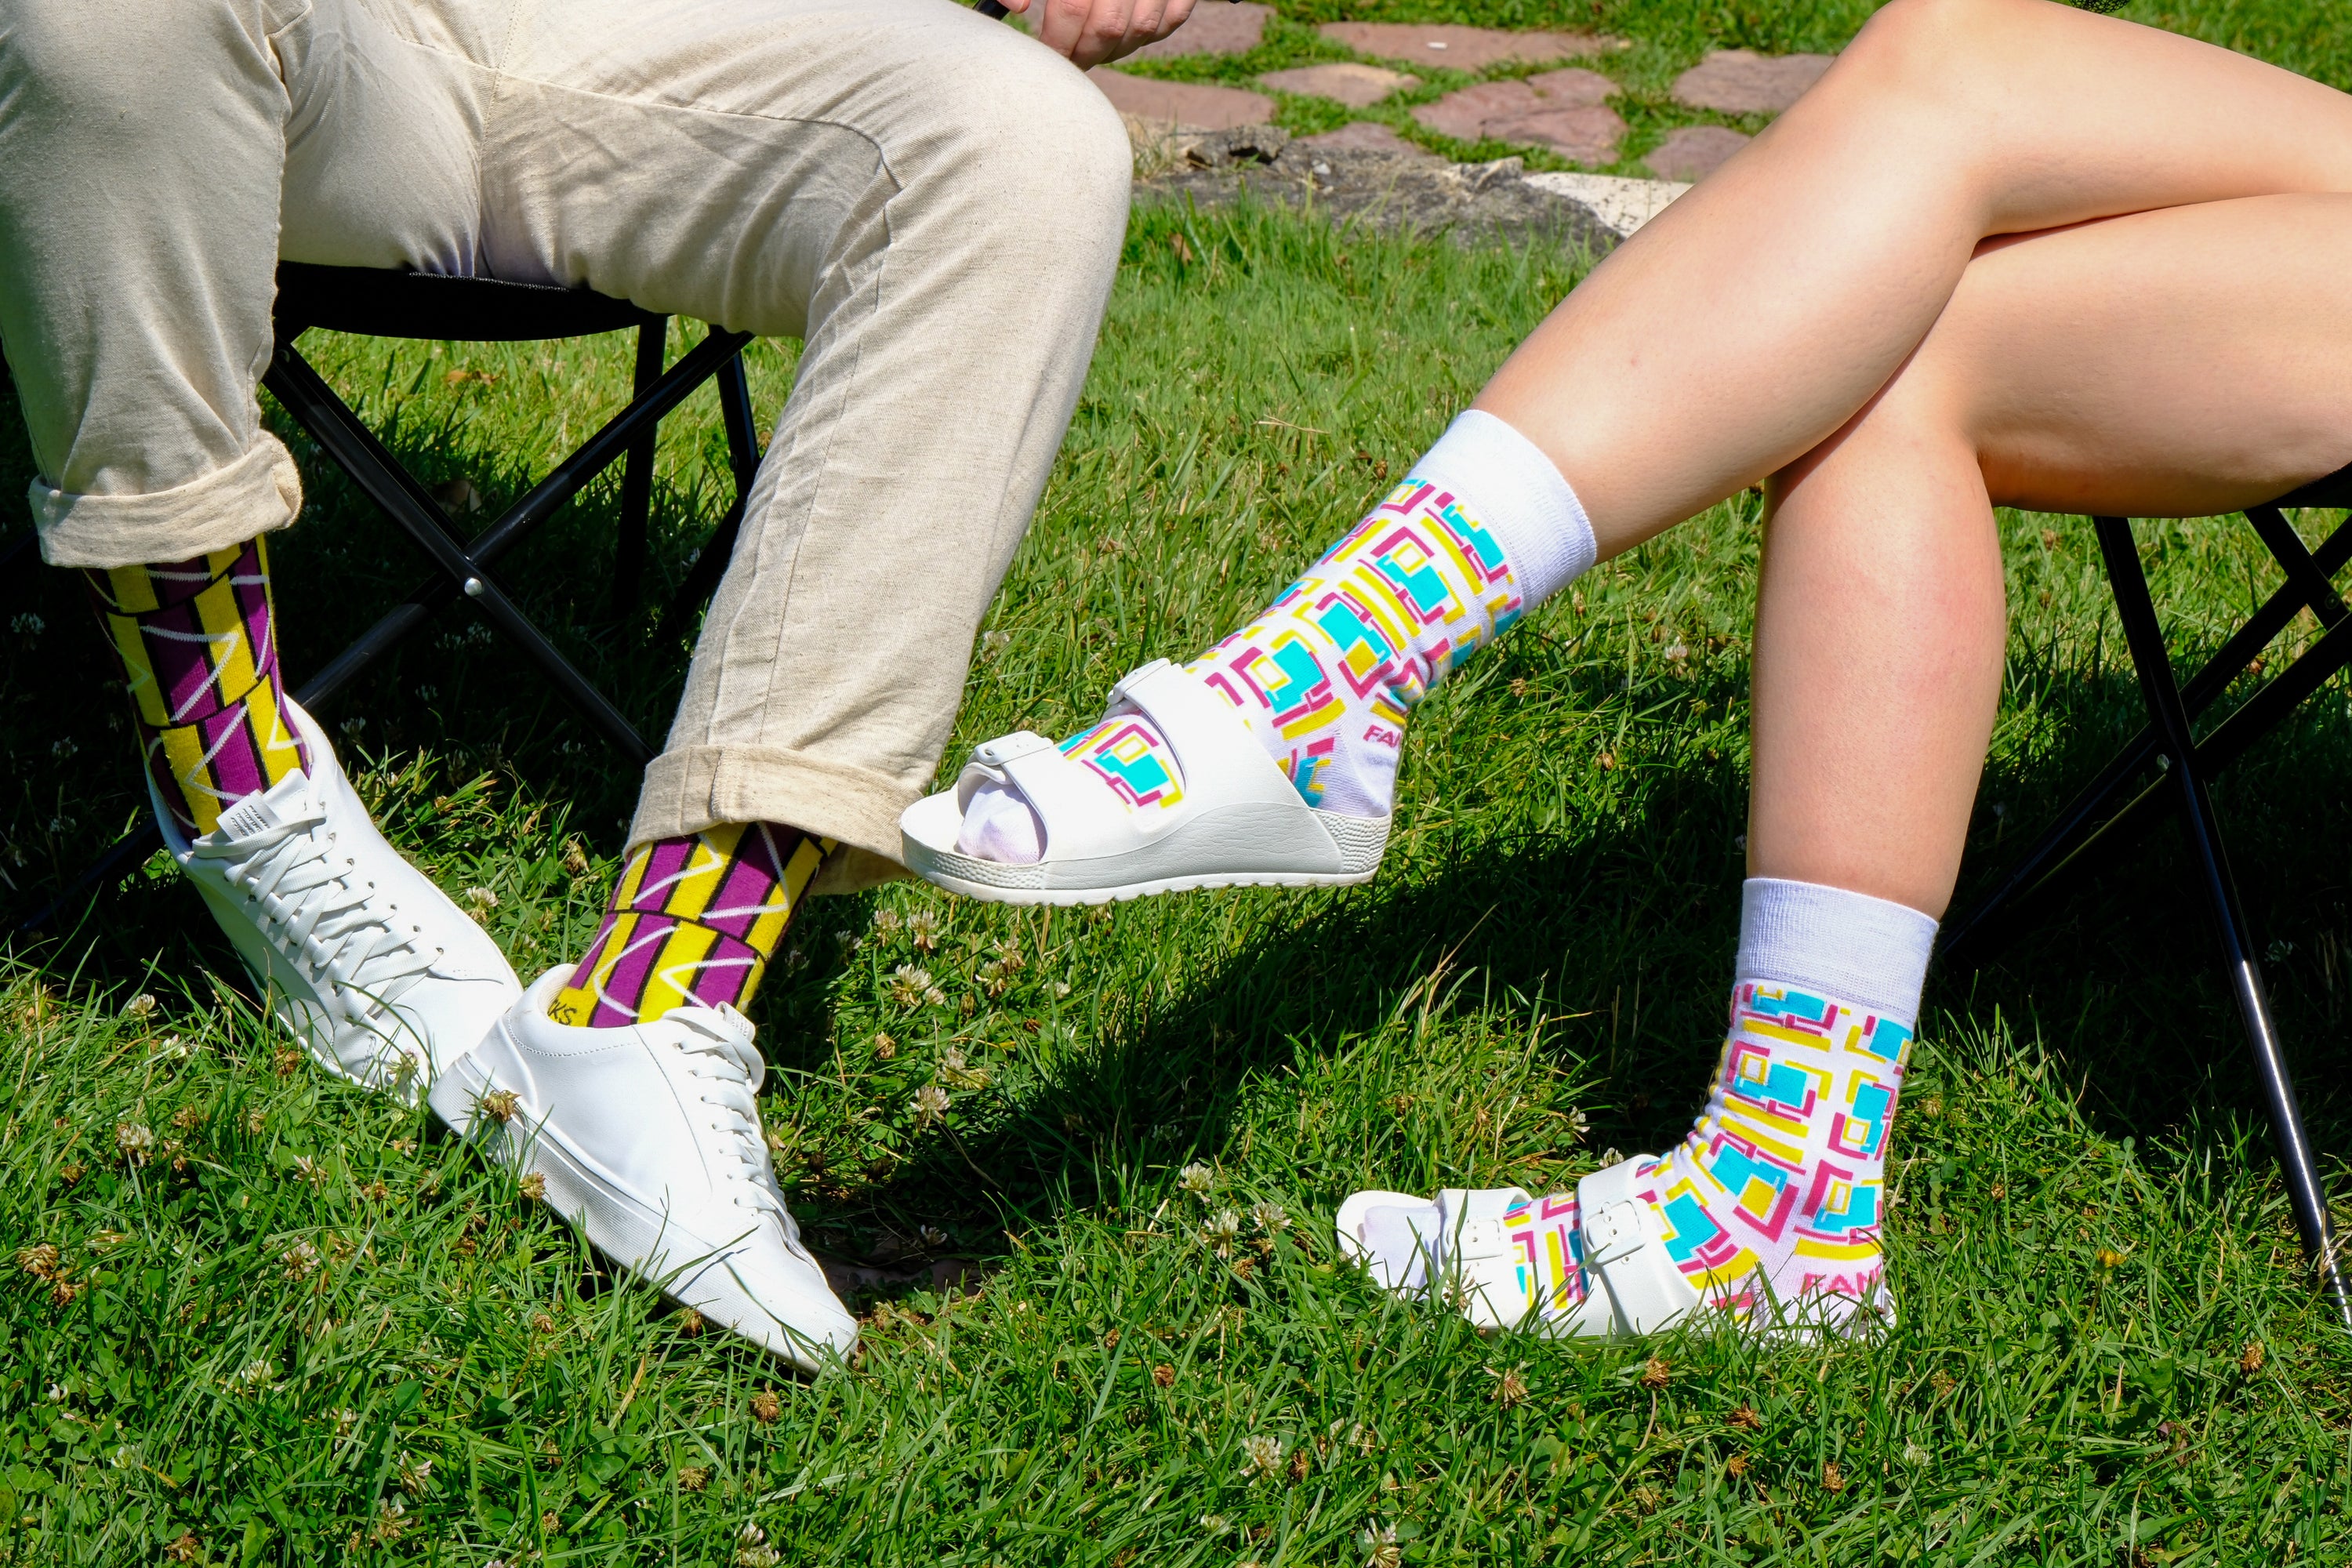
[0,0,1131,888]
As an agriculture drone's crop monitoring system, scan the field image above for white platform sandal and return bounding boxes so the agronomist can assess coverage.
[1335,1157,1704,1338]
[898,659,1391,906]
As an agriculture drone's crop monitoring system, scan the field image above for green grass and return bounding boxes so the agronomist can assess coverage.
[8,5,2352,1564]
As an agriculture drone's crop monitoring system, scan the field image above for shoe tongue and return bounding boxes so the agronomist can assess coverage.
[210,770,315,841]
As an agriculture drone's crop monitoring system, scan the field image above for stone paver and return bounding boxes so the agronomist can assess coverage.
[1643,124,1748,181]
[1086,0,1270,57]
[1670,49,1834,114]
[1297,122,1438,158]
[1091,69,1273,129]
[1258,63,1417,107]
[1413,70,1624,164]
[1322,22,1619,70]
[1520,171,1689,238]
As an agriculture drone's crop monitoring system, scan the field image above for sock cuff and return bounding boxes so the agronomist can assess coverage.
[1410,408,1595,606]
[1734,877,1937,1025]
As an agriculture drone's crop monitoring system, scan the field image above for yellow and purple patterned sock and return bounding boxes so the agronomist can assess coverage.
[83,538,310,837]
[550,823,833,1029]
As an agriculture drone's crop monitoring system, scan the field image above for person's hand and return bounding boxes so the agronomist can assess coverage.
[1002,0,1202,71]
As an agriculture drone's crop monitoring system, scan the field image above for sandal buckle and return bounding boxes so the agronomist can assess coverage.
[971,731,1054,769]
[1581,1200,1646,1267]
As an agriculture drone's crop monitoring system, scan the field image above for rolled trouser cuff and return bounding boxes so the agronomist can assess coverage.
[631,742,916,896]
[32,435,303,568]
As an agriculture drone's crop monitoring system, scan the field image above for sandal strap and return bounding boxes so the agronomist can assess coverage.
[1109,660,1302,813]
[1573,1157,1704,1336]
[953,731,1138,863]
[1436,1186,1538,1330]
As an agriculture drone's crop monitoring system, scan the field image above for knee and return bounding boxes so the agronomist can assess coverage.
[1828,0,2041,109]
[924,33,1133,242]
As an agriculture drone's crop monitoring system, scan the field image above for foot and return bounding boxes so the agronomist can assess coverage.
[158,698,520,1101]
[955,469,1530,866]
[430,968,858,1370]
[1340,987,1911,1337]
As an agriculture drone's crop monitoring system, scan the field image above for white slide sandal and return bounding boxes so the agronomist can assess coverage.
[898,659,1391,906]
[1336,1157,1704,1338]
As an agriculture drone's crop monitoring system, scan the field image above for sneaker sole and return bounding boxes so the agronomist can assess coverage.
[429,1053,854,1373]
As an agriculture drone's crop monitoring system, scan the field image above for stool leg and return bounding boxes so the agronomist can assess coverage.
[613,320,666,618]
[2096,516,2352,1330]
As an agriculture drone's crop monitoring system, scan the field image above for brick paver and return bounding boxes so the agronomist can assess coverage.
[1091,70,1274,129]
[1670,49,1834,114]
[1322,22,1618,70]
[1259,63,1418,107]
[1413,70,1624,164]
[1643,124,1749,181]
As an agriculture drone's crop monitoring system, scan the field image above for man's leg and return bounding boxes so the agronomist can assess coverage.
[1349,190,2352,1334]
[459,0,1131,1025]
[0,0,517,1089]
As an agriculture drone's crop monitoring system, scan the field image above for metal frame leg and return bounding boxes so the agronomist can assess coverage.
[612,319,666,618]
[2096,514,2352,1328]
[17,325,754,933]
[659,350,761,644]
[1944,510,2352,964]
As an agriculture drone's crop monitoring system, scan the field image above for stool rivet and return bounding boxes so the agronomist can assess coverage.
[463,577,485,597]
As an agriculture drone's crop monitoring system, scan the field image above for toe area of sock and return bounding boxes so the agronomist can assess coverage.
[1337,1189,1441,1292]
[955,779,1046,864]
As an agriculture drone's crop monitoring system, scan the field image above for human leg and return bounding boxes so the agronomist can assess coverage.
[932,0,2352,890]
[0,0,517,1091]
[451,0,1129,1018]
[1345,188,2352,1335]
[1483,0,2352,552]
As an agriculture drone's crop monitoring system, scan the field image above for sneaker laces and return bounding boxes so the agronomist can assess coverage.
[192,784,436,1030]
[671,1009,799,1236]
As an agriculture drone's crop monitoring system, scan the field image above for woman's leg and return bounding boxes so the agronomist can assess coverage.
[943,0,2352,880]
[1346,189,2352,1334]
[1482,0,2352,553]
[1755,190,2352,916]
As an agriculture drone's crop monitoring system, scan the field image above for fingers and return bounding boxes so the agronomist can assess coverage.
[1028,0,1203,70]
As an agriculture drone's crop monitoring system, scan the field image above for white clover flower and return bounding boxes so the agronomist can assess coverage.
[1178,1161,1214,1196]
[1250,1200,1289,1233]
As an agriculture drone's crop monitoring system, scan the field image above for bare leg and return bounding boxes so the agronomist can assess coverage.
[1479,0,2352,554]
[1752,191,2352,915]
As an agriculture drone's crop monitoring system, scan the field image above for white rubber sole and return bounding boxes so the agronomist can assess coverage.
[428,1052,855,1373]
[1336,1186,1895,1341]
[898,789,1391,907]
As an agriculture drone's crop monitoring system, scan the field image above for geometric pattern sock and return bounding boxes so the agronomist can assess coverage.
[1502,982,1915,1330]
[956,411,1594,862]
[548,822,833,1028]
[82,538,310,837]
[1498,874,1939,1331]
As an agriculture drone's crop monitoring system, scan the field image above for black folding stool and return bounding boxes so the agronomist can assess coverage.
[16,262,763,928]
[1940,465,2352,1330]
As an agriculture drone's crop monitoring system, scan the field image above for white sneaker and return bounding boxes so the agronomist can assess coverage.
[429,967,859,1371]
[155,698,521,1102]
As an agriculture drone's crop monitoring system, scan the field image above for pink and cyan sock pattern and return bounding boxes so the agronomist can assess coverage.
[84,539,310,837]
[1501,985,1911,1330]
[1062,472,1524,821]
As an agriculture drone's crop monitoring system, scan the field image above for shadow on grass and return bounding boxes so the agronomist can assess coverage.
[7,352,2350,1316]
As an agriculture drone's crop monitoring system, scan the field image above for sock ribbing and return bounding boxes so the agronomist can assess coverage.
[1410,409,1595,607]
[1734,877,1938,1023]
